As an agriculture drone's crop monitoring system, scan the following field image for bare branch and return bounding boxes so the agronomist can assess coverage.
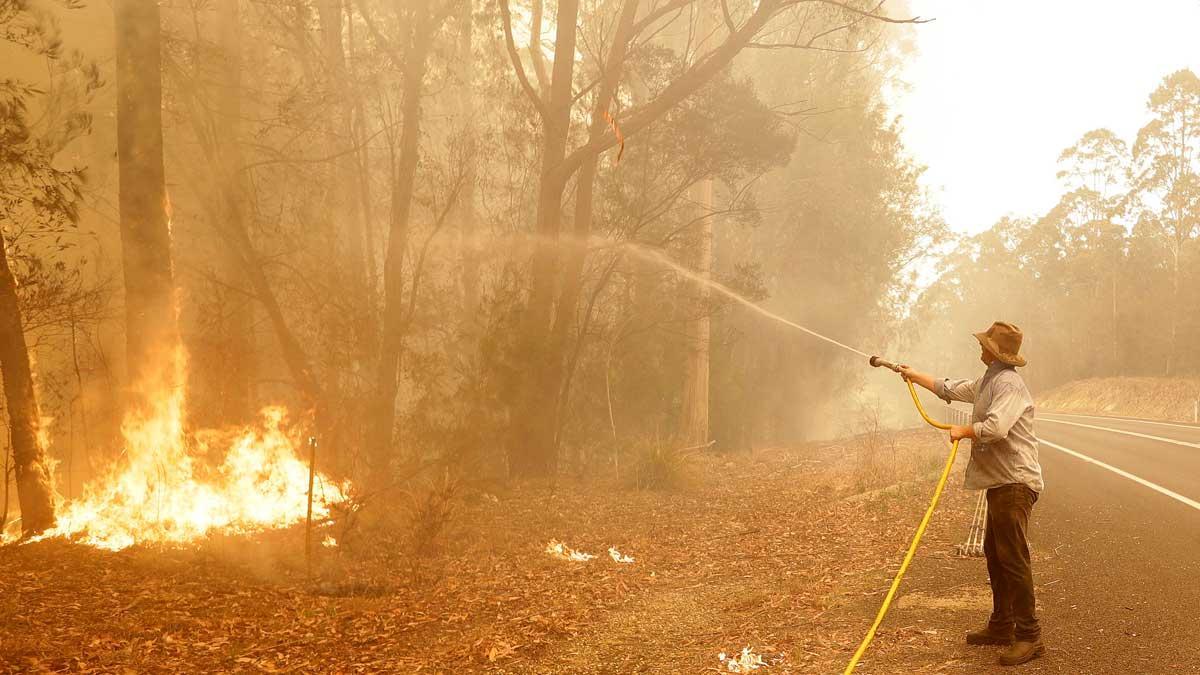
[403,164,470,327]
[238,124,393,174]
[746,40,869,53]
[561,0,785,177]
[805,0,932,25]
[631,0,698,35]
[529,0,551,92]
[352,0,405,68]
[499,0,551,122]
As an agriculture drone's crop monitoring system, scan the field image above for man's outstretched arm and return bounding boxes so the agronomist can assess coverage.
[898,366,977,404]
[897,365,938,393]
[897,365,978,442]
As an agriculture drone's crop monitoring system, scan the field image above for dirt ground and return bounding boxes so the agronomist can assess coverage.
[1038,377,1200,421]
[1,426,1002,673]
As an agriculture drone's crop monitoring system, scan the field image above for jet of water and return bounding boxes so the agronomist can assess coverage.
[614,240,873,360]
[469,230,876,360]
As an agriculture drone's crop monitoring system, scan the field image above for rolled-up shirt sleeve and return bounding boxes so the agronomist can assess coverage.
[934,377,977,404]
[972,383,1023,443]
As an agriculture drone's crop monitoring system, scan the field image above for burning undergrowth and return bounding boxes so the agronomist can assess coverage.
[5,349,349,550]
[2,428,975,671]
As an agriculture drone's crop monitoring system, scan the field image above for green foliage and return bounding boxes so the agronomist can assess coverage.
[1056,128,1127,203]
[711,44,938,447]
[0,79,84,232]
[0,0,938,495]
[0,0,99,235]
[0,1,105,335]
[0,1,85,57]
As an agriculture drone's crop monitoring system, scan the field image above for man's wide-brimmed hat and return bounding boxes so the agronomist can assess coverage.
[974,321,1026,367]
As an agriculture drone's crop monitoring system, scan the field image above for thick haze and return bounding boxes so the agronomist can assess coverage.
[1,0,1196,512]
[894,0,1200,236]
[5,5,1200,672]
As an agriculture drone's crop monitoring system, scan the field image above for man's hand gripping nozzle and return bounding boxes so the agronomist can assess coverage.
[868,355,901,373]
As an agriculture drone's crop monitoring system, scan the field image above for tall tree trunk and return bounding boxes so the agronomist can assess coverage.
[365,4,436,488]
[507,0,581,478]
[216,0,255,422]
[0,234,56,536]
[115,0,176,390]
[228,224,323,405]
[679,178,713,446]
[1110,272,1118,374]
[167,4,324,419]
[317,0,366,470]
[454,0,481,335]
[680,0,716,443]
[677,0,714,446]
[546,0,638,449]
[318,1,365,298]
[343,9,379,366]
[1167,244,1180,375]
[506,0,786,476]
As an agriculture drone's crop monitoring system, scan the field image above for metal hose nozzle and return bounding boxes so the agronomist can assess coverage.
[869,355,900,372]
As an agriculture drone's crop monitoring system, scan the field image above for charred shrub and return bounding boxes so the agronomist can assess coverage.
[407,472,459,555]
[628,437,688,491]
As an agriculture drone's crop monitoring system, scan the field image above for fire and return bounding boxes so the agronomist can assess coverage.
[719,647,768,672]
[608,546,635,563]
[545,539,595,562]
[14,349,348,551]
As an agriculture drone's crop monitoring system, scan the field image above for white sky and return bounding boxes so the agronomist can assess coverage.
[892,0,1200,235]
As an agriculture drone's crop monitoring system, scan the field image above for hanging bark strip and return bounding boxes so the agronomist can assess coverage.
[603,109,625,163]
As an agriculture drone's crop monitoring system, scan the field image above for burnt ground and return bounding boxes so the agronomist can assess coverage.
[5,422,1189,674]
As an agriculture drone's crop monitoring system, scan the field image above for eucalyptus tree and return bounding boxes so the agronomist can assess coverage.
[500,0,926,476]
[1051,129,1130,373]
[1130,69,1200,375]
[0,0,100,534]
[115,0,175,389]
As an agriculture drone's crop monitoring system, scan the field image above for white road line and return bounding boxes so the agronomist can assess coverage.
[1042,412,1200,431]
[1040,418,1200,449]
[1041,439,1200,512]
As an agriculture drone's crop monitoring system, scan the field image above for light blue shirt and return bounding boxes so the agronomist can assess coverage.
[934,362,1044,493]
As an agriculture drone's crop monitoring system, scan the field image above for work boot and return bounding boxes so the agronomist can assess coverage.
[965,625,1014,646]
[998,640,1045,666]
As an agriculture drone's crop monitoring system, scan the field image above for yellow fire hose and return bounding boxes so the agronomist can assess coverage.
[842,357,962,674]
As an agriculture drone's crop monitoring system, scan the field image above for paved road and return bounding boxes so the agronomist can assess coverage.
[1030,412,1200,673]
[871,411,1200,673]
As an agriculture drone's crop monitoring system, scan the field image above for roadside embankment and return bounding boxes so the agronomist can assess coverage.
[1038,377,1200,422]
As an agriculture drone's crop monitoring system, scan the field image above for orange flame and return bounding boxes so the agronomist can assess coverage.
[17,348,348,551]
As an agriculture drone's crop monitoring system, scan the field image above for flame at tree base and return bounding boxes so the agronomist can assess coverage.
[10,350,348,551]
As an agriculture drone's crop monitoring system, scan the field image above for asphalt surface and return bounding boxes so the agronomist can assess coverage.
[1031,412,1200,673]
[866,411,1200,673]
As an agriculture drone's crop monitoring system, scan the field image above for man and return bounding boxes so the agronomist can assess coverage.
[898,321,1045,666]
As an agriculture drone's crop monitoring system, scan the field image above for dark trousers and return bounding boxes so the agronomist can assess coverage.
[984,483,1041,641]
